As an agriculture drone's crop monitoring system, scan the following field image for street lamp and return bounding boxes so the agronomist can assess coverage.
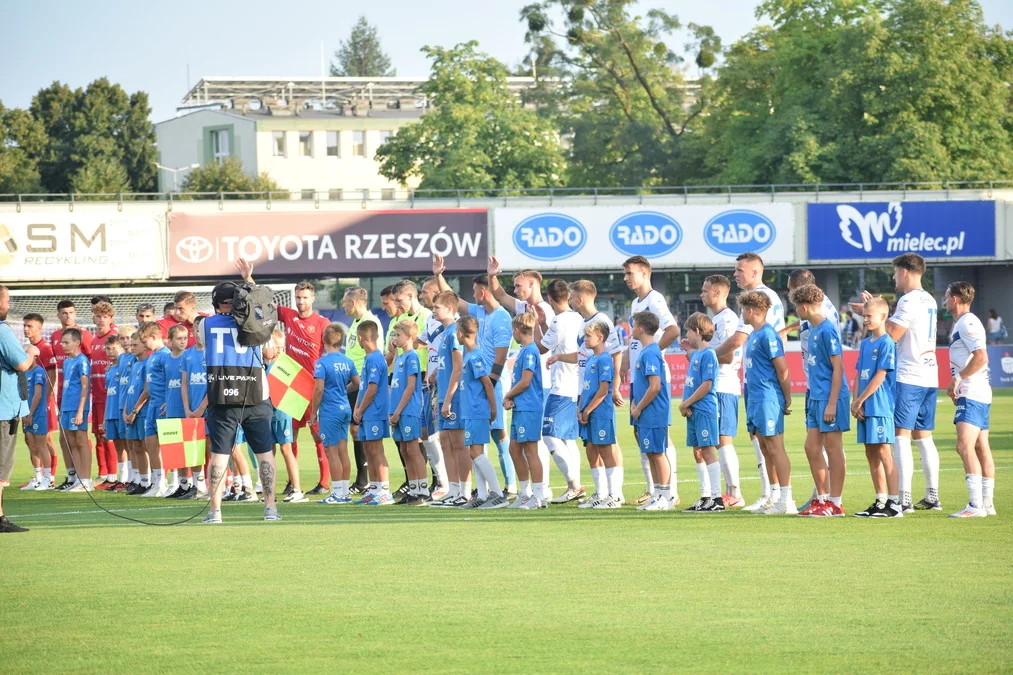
[155,163,200,191]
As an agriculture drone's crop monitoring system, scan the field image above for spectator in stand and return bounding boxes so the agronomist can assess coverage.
[987,309,1005,345]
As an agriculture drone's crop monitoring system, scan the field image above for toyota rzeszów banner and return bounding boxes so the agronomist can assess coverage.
[0,212,168,282]
[492,204,795,269]
[807,200,995,261]
[169,209,488,278]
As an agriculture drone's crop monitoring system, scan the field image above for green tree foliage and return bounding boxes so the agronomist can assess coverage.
[521,0,717,187]
[697,0,1013,185]
[178,157,282,199]
[330,16,396,77]
[376,41,566,192]
[0,102,45,193]
[27,78,157,193]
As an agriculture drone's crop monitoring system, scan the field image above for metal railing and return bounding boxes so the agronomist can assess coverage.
[0,180,1009,208]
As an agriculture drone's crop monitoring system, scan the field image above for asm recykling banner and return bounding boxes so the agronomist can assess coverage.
[168,209,488,278]
[807,200,996,261]
[492,204,795,270]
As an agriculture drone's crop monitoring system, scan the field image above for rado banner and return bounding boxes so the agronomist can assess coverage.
[168,209,488,278]
[492,204,795,270]
[0,212,168,282]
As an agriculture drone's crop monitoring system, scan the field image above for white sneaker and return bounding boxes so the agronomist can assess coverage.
[743,496,770,512]
[431,486,448,501]
[140,483,161,497]
[64,481,86,493]
[20,479,39,490]
[950,504,986,518]
[985,505,997,516]
[283,491,309,504]
[578,493,602,509]
[593,496,621,509]
[154,483,173,498]
[34,478,53,490]
[255,480,263,494]
[508,495,528,509]
[765,500,798,515]
[639,496,673,511]
[518,497,542,510]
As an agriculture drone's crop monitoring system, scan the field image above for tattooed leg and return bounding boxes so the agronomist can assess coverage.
[208,453,230,511]
[258,453,277,508]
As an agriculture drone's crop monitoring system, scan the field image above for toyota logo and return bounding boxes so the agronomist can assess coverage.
[176,236,213,264]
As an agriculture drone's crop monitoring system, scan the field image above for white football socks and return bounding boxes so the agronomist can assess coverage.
[915,437,940,501]
[421,438,448,489]
[966,473,982,508]
[718,444,740,497]
[696,461,709,499]
[707,462,722,499]
[473,452,502,496]
[753,437,770,498]
[894,436,915,505]
[536,440,551,496]
[591,466,606,497]
[641,453,654,495]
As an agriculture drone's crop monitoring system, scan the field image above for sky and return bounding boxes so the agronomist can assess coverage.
[3,0,1013,123]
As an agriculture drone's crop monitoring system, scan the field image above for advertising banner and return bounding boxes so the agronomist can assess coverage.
[0,212,167,282]
[168,209,488,277]
[493,204,795,270]
[807,200,995,260]
[988,345,1013,388]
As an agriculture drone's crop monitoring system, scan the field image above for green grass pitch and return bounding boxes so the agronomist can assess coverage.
[2,392,1010,673]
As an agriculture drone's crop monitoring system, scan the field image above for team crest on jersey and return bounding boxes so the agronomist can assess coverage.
[307,325,317,333]
[643,438,650,448]
[371,425,379,433]
[465,431,471,441]
[598,429,606,439]
[519,426,525,434]
[767,420,775,428]
[405,426,411,434]
[877,425,885,435]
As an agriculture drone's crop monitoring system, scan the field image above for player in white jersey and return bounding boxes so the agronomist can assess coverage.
[713,252,786,511]
[785,269,842,511]
[696,274,744,507]
[620,255,681,506]
[532,280,588,502]
[549,280,626,507]
[851,253,940,512]
[943,282,996,517]
[418,277,453,499]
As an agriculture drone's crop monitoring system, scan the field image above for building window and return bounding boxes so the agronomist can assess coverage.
[299,131,312,157]
[352,131,365,157]
[326,131,339,157]
[328,189,344,201]
[381,188,395,200]
[377,130,392,146]
[301,189,315,200]
[272,131,286,157]
[211,129,230,163]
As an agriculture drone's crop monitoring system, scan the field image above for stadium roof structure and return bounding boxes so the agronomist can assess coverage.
[179,75,701,116]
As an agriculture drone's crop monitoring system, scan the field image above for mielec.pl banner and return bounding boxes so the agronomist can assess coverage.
[0,212,168,282]
[807,200,996,260]
[492,204,795,270]
[168,209,488,277]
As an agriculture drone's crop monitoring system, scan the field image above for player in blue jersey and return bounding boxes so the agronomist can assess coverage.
[312,323,360,505]
[100,335,127,490]
[60,328,92,491]
[503,313,545,509]
[158,325,190,497]
[179,319,209,499]
[353,320,394,506]
[138,322,172,497]
[578,320,620,509]
[792,284,851,517]
[118,331,143,492]
[457,316,508,509]
[851,296,902,518]
[433,254,517,498]
[630,312,672,511]
[679,313,724,513]
[23,362,51,490]
[739,291,796,515]
[431,291,468,507]
[389,320,428,505]
[262,329,306,504]
[944,282,996,518]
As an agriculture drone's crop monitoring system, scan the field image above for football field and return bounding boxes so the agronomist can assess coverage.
[2,392,1011,673]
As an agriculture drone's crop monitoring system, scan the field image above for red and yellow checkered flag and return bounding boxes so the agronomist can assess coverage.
[268,353,314,420]
[157,418,206,470]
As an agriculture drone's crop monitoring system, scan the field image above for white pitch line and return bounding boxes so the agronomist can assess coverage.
[11,466,1010,520]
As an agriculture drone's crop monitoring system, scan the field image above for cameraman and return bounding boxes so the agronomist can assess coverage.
[0,286,40,533]
[201,283,280,524]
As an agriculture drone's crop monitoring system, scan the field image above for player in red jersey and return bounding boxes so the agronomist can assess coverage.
[50,300,95,489]
[166,290,206,347]
[236,260,332,494]
[155,301,179,341]
[90,301,119,488]
[22,314,58,482]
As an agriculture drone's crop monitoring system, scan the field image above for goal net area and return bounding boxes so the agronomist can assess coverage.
[6,284,296,342]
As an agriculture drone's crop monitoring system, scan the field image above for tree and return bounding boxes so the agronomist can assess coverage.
[696,0,1013,185]
[521,0,718,187]
[29,78,158,193]
[330,16,396,77]
[0,102,45,194]
[178,157,283,198]
[375,41,566,192]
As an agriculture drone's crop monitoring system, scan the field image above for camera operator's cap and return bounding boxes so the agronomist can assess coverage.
[212,282,236,308]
